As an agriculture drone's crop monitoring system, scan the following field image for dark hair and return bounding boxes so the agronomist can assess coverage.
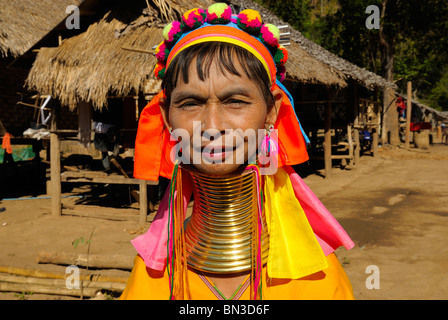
[161,41,274,110]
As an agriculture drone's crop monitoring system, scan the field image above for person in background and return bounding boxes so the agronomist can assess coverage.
[0,119,11,212]
[0,119,14,166]
[396,97,406,119]
[93,121,120,172]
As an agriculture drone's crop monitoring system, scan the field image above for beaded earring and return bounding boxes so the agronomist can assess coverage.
[260,124,278,158]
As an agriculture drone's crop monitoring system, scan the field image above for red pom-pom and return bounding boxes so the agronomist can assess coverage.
[154,62,166,79]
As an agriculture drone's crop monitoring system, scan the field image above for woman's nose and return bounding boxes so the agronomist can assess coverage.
[201,104,226,136]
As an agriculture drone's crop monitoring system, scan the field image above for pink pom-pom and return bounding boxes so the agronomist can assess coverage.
[276,65,286,82]
[155,41,169,63]
[259,24,280,48]
[181,8,206,31]
[163,21,182,47]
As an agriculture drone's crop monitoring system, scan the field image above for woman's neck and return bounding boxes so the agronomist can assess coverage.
[183,165,269,275]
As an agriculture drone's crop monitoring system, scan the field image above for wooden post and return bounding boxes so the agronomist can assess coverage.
[353,129,360,164]
[134,96,139,122]
[405,81,412,148]
[353,83,360,166]
[50,104,61,216]
[347,124,354,165]
[139,180,148,224]
[372,127,379,158]
[373,92,380,158]
[324,101,332,179]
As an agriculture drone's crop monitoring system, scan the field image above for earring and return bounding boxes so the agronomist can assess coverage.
[260,124,278,159]
[168,127,173,134]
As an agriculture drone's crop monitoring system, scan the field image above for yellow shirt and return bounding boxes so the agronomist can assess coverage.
[120,253,354,300]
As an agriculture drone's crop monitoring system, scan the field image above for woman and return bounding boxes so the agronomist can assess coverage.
[120,3,354,300]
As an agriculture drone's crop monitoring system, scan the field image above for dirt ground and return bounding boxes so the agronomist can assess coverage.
[1,141,448,300]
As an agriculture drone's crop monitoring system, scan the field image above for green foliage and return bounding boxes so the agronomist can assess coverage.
[14,292,34,300]
[394,38,434,91]
[254,0,312,32]
[72,236,92,249]
[429,69,448,110]
[318,0,383,69]
[256,0,448,109]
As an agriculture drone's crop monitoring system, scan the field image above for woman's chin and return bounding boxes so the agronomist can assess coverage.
[191,162,244,176]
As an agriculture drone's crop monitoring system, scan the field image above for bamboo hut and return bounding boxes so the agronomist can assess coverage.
[0,0,84,198]
[0,0,83,136]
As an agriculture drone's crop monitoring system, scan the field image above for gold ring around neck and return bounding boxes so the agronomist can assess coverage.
[182,165,269,274]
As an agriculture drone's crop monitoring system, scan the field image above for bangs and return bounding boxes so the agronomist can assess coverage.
[162,42,273,107]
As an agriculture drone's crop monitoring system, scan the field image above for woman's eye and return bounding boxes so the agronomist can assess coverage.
[226,99,249,107]
[178,101,200,109]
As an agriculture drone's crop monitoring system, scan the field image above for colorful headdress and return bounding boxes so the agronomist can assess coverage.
[153,4,286,84]
[135,3,310,181]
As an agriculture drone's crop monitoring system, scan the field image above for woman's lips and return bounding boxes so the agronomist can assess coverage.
[198,145,237,162]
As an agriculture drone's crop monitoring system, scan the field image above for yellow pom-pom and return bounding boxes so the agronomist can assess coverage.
[237,9,262,34]
[206,3,232,24]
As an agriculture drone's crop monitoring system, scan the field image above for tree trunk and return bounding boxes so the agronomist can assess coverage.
[379,0,399,145]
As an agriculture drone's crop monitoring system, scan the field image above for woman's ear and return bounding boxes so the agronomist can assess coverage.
[159,97,171,130]
[265,87,283,126]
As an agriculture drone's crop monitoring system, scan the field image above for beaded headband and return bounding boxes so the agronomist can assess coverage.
[153,3,289,83]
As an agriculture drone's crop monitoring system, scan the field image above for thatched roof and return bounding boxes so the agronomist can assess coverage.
[26,14,163,110]
[0,0,82,58]
[286,40,346,87]
[26,0,217,110]
[229,0,396,90]
[26,0,348,110]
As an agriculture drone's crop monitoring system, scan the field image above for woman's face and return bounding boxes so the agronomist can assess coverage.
[161,57,281,175]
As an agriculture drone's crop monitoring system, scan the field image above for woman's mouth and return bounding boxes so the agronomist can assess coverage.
[199,145,237,163]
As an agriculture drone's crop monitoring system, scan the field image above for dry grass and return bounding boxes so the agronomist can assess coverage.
[25,0,215,110]
[0,0,82,58]
[26,16,163,110]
